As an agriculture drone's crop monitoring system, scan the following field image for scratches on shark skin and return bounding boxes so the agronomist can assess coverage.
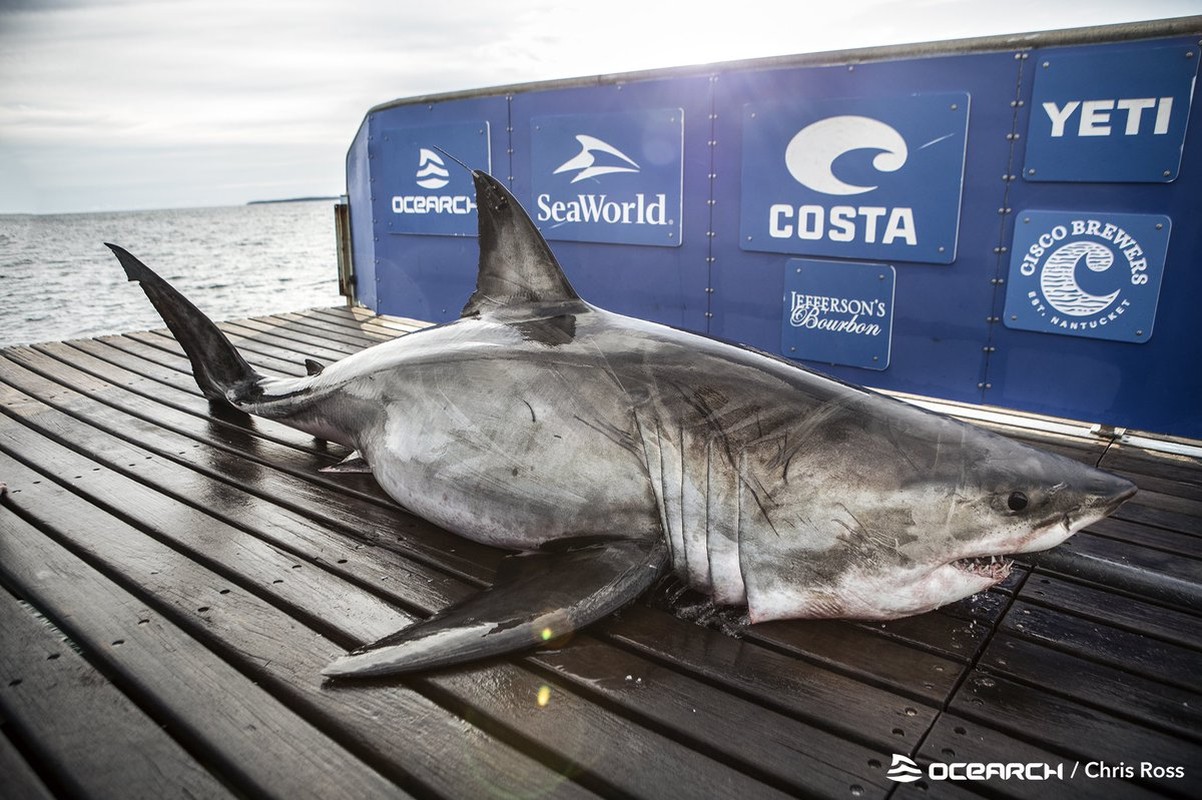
[522,400,536,423]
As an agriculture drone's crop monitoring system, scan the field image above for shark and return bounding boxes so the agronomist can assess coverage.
[104,169,1136,679]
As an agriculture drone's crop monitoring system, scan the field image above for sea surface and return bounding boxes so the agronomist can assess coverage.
[0,201,344,349]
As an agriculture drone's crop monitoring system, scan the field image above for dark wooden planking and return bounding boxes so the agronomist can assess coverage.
[977,633,1202,743]
[998,600,1201,692]
[0,396,808,798]
[914,713,1169,800]
[739,618,969,702]
[133,327,313,377]
[529,639,896,799]
[0,586,236,799]
[0,457,603,800]
[1025,531,1202,591]
[0,380,476,619]
[1086,516,1202,559]
[53,338,338,457]
[217,319,363,360]
[600,606,937,752]
[14,342,398,505]
[1112,499,1202,537]
[263,312,391,347]
[0,343,918,797]
[0,729,56,800]
[1018,573,1202,651]
[949,671,1202,798]
[0,355,498,584]
[0,507,408,800]
[334,306,430,334]
[1102,443,1202,491]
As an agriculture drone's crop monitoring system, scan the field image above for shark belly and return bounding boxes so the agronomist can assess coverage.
[358,355,661,550]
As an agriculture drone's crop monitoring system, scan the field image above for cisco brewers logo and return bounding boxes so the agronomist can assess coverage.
[1003,211,1170,344]
[740,93,968,263]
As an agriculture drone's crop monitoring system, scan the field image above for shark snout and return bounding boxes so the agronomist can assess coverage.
[1073,471,1137,525]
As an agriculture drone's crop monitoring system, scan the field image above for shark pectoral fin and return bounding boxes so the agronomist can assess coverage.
[322,536,668,679]
[318,451,372,473]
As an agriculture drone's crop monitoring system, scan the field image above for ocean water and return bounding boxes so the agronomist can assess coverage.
[0,201,344,349]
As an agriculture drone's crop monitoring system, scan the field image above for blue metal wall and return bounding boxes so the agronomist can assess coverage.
[345,24,1202,439]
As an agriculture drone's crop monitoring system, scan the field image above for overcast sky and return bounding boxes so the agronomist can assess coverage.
[1,0,1198,214]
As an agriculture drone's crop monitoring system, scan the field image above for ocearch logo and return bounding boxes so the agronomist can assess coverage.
[887,755,923,783]
[785,116,909,195]
[415,148,450,190]
[886,754,1066,782]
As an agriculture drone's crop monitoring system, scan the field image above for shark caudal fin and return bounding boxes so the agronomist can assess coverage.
[105,244,262,407]
[460,170,584,318]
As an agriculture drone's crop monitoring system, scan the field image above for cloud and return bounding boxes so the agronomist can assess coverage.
[1,0,1197,212]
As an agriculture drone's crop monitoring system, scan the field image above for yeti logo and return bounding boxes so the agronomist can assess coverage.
[785,116,908,195]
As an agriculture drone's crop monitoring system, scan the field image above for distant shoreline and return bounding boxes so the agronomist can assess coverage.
[247,196,339,205]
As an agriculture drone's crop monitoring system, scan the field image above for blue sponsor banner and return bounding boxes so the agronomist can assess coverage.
[1023,43,1199,183]
[530,109,683,246]
[1003,210,1170,344]
[740,92,968,264]
[382,121,491,236]
[781,259,895,370]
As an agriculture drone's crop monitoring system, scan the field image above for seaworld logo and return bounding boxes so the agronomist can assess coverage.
[552,135,640,183]
[537,133,668,227]
[1016,218,1151,332]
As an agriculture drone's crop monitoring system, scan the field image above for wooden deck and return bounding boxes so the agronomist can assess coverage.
[0,307,1199,799]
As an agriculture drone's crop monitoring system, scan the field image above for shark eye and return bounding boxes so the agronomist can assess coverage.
[1007,491,1029,512]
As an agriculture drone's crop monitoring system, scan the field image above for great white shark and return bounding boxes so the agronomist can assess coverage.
[105,169,1136,679]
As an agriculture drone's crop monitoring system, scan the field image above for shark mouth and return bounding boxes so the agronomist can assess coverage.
[950,554,1014,581]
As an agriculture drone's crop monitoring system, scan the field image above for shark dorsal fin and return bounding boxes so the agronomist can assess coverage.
[461,170,583,318]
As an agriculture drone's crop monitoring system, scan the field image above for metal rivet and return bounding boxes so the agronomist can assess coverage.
[1155,223,1164,230]
[1163,170,1172,178]
[1042,61,1050,68]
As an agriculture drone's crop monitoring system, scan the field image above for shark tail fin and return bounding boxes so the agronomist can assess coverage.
[105,243,263,407]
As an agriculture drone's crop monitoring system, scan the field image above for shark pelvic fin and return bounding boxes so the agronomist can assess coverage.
[460,170,584,318]
[322,536,667,679]
[318,451,372,474]
[105,244,262,407]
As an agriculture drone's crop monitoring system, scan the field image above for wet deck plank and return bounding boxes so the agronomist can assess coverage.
[1,307,1199,799]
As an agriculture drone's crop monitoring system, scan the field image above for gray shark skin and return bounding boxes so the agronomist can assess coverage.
[105,170,1136,679]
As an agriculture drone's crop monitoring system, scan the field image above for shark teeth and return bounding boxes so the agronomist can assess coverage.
[951,554,1014,581]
